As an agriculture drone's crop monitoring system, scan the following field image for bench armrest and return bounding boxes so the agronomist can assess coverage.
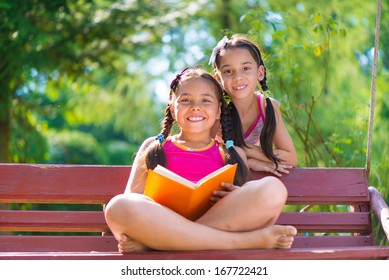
[369,186,389,241]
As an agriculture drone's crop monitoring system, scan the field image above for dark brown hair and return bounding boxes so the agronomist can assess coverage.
[212,34,281,168]
[144,67,249,186]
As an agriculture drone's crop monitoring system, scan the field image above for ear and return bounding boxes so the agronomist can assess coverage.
[169,103,175,119]
[257,65,265,81]
[214,72,222,83]
[217,103,222,120]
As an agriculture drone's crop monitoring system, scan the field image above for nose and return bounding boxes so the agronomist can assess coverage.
[233,73,243,82]
[190,101,201,111]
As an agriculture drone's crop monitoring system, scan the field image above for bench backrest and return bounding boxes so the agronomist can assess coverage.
[0,164,373,252]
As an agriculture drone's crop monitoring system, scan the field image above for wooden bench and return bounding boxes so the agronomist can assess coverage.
[0,163,388,260]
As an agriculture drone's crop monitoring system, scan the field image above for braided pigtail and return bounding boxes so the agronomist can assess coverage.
[226,96,246,148]
[259,71,281,168]
[212,34,282,167]
[145,104,174,170]
[220,96,250,186]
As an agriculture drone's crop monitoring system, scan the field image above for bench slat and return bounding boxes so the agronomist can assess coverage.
[276,212,372,232]
[0,235,375,253]
[0,210,372,233]
[252,168,369,204]
[0,164,130,204]
[0,165,369,204]
[0,210,108,232]
[1,246,388,260]
[0,236,118,252]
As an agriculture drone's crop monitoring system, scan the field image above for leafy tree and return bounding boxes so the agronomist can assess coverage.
[0,0,188,163]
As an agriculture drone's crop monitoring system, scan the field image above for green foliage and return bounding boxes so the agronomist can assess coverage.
[2,0,388,243]
[47,130,103,164]
[239,0,388,245]
[240,2,387,171]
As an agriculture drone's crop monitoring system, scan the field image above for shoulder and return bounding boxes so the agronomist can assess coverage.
[136,136,165,159]
[138,136,158,152]
[262,95,281,113]
[269,97,281,108]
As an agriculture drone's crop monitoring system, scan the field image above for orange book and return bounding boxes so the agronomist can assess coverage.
[144,164,237,220]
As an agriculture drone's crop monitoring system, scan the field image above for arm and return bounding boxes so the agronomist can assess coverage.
[211,146,248,203]
[124,137,155,194]
[245,99,298,167]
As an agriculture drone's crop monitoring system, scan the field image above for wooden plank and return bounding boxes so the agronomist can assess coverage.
[0,210,372,233]
[276,212,372,232]
[0,165,369,204]
[251,168,369,204]
[369,186,389,240]
[0,210,108,232]
[0,235,374,252]
[0,246,388,260]
[292,235,374,247]
[0,236,118,252]
[0,164,130,204]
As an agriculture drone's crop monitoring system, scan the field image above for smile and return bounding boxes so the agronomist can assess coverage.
[187,116,205,122]
[233,85,247,90]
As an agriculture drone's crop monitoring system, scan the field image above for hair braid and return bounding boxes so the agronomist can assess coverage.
[220,95,250,185]
[213,34,281,167]
[145,104,175,170]
[258,67,281,167]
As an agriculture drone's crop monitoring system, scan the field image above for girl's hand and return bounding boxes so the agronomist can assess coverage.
[248,158,293,177]
[210,182,239,204]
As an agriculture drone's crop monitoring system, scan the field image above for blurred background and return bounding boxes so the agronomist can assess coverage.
[1,0,388,241]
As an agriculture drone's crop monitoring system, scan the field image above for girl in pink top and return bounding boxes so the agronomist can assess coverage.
[105,67,296,252]
[210,34,298,176]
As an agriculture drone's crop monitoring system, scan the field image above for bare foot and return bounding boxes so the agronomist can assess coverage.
[118,234,148,252]
[257,225,297,249]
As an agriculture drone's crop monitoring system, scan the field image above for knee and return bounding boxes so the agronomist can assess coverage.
[263,176,287,206]
[248,176,287,207]
[104,193,146,225]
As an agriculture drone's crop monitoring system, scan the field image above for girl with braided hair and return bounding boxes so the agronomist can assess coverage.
[210,34,298,176]
[105,67,296,252]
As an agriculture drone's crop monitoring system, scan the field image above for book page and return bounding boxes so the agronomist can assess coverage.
[197,164,233,185]
[153,165,196,188]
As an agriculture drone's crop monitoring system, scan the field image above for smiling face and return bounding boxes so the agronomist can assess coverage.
[170,77,221,136]
[216,47,264,100]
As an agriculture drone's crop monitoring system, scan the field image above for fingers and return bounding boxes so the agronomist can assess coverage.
[250,159,293,177]
[210,182,238,204]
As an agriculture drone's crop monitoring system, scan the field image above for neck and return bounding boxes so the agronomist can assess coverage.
[232,94,258,119]
[174,133,213,149]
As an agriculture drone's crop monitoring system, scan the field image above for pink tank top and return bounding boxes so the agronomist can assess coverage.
[243,94,265,145]
[163,137,225,183]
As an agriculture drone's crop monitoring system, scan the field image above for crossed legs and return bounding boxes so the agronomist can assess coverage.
[104,176,296,251]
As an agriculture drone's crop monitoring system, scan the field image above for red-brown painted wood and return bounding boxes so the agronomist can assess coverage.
[0,211,372,233]
[0,246,388,260]
[0,235,375,253]
[0,164,130,203]
[0,164,388,260]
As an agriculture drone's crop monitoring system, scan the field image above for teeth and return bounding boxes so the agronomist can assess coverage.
[234,85,246,90]
[188,117,204,121]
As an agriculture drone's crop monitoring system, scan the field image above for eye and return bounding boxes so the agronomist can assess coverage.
[178,97,191,104]
[243,66,251,71]
[222,69,232,75]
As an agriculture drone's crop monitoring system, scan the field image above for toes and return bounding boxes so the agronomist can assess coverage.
[119,233,130,242]
[278,235,294,248]
[287,226,297,236]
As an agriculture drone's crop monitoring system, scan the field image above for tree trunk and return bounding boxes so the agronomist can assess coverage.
[0,66,11,163]
[0,93,10,163]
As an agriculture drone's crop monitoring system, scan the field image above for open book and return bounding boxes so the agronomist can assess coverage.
[144,164,237,220]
